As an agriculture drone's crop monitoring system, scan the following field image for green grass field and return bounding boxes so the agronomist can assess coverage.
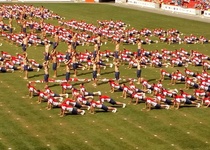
[1,3,210,150]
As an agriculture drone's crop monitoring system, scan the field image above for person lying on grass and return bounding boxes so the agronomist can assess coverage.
[89,99,117,114]
[60,103,85,117]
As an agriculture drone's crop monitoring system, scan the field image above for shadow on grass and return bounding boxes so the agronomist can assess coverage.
[119,80,130,84]
[110,105,124,108]
[65,91,72,94]
[180,105,198,108]
[97,81,108,86]
[77,71,92,76]
[189,86,198,89]
[130,100,146,104]
[175,82,185,85]
[58,64,65,68]
[114,90,124,93]
[28,73,45,79]
[57,74,65,78]
[72,81,90,87]
[163,78,172,81]
[64,113,82,116]
[48,84,60,88]
[32,94,39,97]
[95,110,111,113]
[101,71,115,76]
[148,78,156,82]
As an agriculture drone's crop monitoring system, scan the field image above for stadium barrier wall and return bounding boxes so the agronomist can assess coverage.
[204,10,210,17]
[115,0,126,3]
[161,3,201,15]
[16,0,74,1]
[127,0,160,8]
[16,0,98,2]
[119,0,202,16]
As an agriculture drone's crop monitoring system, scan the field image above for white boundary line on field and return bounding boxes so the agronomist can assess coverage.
[29,78,137,83]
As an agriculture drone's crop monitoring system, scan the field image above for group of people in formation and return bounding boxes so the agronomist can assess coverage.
[27,82,126,116]
[24,37,210,116]
[1,4,210,117]
[1,4,209,48]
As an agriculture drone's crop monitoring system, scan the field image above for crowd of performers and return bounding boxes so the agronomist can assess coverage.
[18,45,210,115]
[1,4,210,117]
[0,4,210,48]
[27,82,126,116]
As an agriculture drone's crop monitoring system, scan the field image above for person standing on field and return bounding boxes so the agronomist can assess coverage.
[72,52,78,77]
[22,34,28,52]
[51,50,58,78]
[43,61,49,85]
[71,32,77,51]
[53,32,59,50]
[23,52,29,80]
[114,40,120,61]
[8,17,13,33]
[66,42,72,61]
[22,19,27,33]
[92,59,98,87]
[93,40,99,59]
[44,41,51,61]
[136,57,142,84]
[114,60,120,84]
[64,59,71,83]
[96,34,101,49]
[136,39,142,57]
